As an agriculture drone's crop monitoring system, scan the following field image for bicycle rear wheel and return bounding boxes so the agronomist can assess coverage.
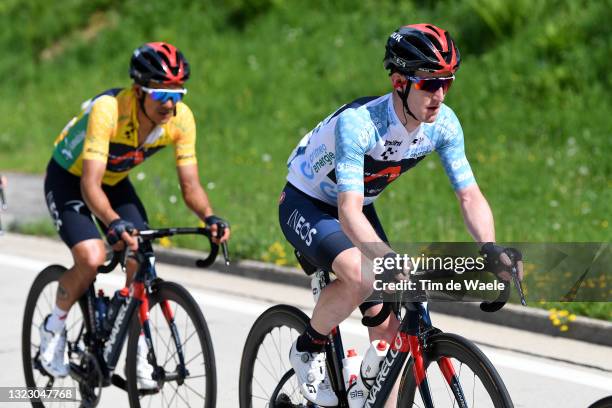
[238,305,310,408]
[21,265,89,407]
[125,280,216,408]
[399,333,513,408]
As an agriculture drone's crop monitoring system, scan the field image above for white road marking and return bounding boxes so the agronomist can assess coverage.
[3,253,611,391]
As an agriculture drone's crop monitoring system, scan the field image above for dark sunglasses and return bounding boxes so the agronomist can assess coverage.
[141,86,187,103]
[408,75,455,93]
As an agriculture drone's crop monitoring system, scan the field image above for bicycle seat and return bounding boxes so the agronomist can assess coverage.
[294,250,319,276]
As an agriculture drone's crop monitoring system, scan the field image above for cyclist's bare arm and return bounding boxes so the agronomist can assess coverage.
[177,163,230,243]
[456,184,523,280]
[456,183,495,243]
[338,191,393,260]
[81,159,137,249]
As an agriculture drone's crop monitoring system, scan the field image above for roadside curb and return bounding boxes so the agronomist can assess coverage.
[154,245,612,348]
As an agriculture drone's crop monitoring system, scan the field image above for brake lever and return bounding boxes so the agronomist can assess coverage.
[221,242,230,266]
[511,265,527,306]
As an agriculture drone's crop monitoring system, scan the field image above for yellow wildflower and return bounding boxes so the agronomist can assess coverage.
[159,237,172,248]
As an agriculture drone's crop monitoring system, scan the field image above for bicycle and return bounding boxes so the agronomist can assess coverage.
[239,250,525,407]
[22,226,230,407]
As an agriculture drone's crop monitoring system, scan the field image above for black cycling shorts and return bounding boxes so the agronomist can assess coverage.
[278,183,388,314]
[44,159,148,248]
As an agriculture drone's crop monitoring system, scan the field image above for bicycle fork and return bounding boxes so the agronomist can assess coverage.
[135,281,189,385]
[406,304,468,408]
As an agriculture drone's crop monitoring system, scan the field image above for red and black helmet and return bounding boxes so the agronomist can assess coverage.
[384,24,460,75]
[129,42,190,86]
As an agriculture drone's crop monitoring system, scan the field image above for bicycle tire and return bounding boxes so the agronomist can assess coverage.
[125,280,216,408]
[238,304,310,408]
[22,265,88,407]
[589,396,612,408]
[399,332,513,408]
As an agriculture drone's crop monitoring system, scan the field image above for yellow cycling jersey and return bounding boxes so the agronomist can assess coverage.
[52,87,197,185]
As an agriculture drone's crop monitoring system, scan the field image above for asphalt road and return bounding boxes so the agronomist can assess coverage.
[1,233,611,407]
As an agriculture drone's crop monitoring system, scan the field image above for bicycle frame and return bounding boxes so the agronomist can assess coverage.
[70,226,228,388]
[72,243,161,384]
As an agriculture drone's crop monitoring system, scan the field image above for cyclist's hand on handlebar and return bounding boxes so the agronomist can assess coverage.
[106,218,138,251]
[205,215,230,244]
[480,243,524,282]
[379,252,413,292]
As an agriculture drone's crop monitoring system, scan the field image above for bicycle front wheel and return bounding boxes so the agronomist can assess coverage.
[125,280,216,408]
[238,304,310,408]
[399,333,513,408]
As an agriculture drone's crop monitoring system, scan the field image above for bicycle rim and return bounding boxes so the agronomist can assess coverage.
[238,305,310,408]
[126,281,216,408]
[399,333,513,408]
[22,265,89,408]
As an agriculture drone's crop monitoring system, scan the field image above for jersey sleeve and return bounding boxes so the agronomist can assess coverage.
[82,95,117,163]
[172,103,197,167]
[435,107,476,190]
[334,108,377,194]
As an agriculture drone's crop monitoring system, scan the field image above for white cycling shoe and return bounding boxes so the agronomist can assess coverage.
[289,340,338,407]
[39,315,69,378]
[135,335,158,390]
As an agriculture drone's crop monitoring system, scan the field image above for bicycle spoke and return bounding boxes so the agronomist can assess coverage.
[165,381,180,406]
[182,379,207,400]
[162,328,198,367]
[252,374,271,400]
[255,355,280,382]
[258,340,280,382]
[183,349,203,366]
[152,321,177,365]
[183,372,207,380]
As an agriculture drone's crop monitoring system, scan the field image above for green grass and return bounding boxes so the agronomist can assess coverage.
[0,0,610,319]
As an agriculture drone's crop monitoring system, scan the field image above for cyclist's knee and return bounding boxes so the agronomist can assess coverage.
[332,248,375,303]
[71,239,106,277]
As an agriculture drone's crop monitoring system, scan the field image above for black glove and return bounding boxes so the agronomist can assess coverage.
[379,252,407,284]
[205,215,229,240]
[479,242,522,278]
[106,219,135,246]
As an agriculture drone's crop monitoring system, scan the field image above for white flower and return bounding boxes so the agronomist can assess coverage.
[207,182,216,190]
[169,195,177,204]
[578,166,589,176]
[262,153,272,162]
[136,172,146,181]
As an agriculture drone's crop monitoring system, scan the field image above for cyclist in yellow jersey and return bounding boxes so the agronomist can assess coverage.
[41,42,230,386]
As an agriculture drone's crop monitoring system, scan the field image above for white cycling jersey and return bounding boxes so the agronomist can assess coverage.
[286,93,476,206]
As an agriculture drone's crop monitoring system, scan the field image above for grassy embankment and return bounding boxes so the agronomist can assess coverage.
[1,0,609,320]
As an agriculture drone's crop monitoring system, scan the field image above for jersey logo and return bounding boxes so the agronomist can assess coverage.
[65,200,86,214]
[381,147,398,161]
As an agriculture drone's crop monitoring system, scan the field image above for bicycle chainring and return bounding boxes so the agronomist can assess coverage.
[77,351,104,407]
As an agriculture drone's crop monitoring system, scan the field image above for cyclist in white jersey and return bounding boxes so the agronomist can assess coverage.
[278,24,523,406]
